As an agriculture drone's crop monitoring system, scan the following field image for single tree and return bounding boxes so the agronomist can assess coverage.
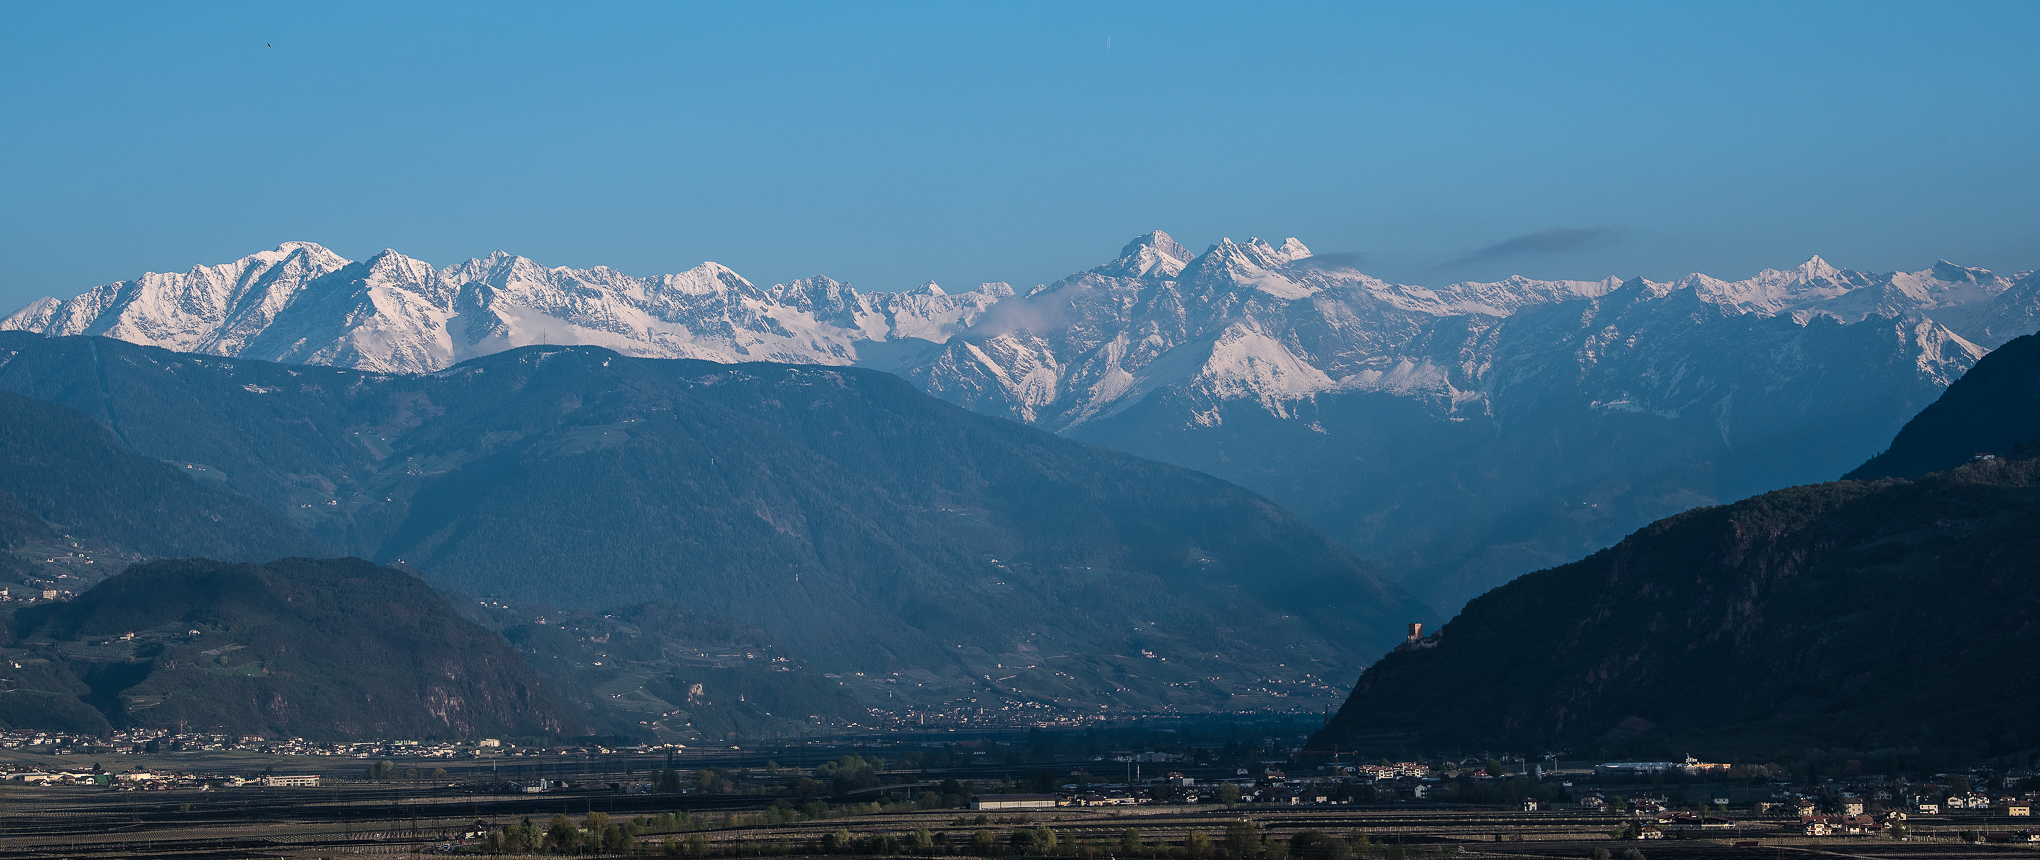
[546,813,579,852]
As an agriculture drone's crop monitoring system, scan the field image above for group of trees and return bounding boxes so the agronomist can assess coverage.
[946,824,1448,860]
[484,810,750,855]
[486,812,645,855]
[477,810,1452,859]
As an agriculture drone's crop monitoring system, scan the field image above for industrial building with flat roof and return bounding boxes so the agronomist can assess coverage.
[971,794,1061,810]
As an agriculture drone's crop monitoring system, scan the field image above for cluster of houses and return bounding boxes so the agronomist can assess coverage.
[1593,757,1733,778]
[1003,754,2040,846]
[3,766,322,789]
[982,763,1428,809]
[1351,761,1432,780]
[1915,792,2026,814]
[0,585,69,602]
[0,727,724,770]
[1600,780,2040,840]
[0,728,506,758]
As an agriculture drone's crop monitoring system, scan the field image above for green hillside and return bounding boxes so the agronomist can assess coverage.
[1,557,579,740]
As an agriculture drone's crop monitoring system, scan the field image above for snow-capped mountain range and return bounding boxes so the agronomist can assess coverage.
[906,231,2033,434]
[8,234,2035,611]
[10,234,2027,422]
[1,243,1008,372]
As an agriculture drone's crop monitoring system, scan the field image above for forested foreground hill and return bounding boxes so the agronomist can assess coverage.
[0,334,1430,711]
[1848,331,2040,480]
[1314,333,2040,758]
[1312,452,2040,758]
[0,557,577,739]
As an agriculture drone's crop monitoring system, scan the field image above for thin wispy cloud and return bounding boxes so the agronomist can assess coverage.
[1441,228,1616,270]
[1296,251,1367,272]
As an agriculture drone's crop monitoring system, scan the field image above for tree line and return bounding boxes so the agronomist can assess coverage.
[482,813,1460,859]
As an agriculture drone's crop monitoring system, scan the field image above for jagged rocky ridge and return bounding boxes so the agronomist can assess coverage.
[8,235,2035,611]
[2,243,1007,372]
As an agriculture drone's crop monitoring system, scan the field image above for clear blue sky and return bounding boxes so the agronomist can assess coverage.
[3,1,2035,307]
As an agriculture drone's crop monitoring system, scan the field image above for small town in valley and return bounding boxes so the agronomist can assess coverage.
[3,723,2039,858]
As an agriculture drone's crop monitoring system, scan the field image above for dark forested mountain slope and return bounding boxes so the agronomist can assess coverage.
[0,334,1428,712]
[0,388,326,592]
[1312,453,2040,757]
[1,557,576,739]
[1848,331,2040,480]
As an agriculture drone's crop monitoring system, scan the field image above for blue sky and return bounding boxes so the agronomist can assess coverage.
[2,1,2035,306]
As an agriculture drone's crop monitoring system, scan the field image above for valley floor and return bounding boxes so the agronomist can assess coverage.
[0,750,2027,859]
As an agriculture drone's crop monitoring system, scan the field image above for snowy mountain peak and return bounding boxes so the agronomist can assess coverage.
[1118,230,1191,261]
[1181,237,1320,300]
[0,297,61,332]
[1098,231,1195,279]
[271,240,348,261]
[1930,259,1990,284]
[362,248,430,273]
[1796,254,1841,281]
[1718,255,1847,292]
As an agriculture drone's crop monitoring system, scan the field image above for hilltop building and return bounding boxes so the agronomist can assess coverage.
[1393,623,1440,653]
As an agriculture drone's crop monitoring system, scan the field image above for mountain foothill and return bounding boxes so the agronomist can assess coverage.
[1312,332,2040,760]
[1,557,574,740]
